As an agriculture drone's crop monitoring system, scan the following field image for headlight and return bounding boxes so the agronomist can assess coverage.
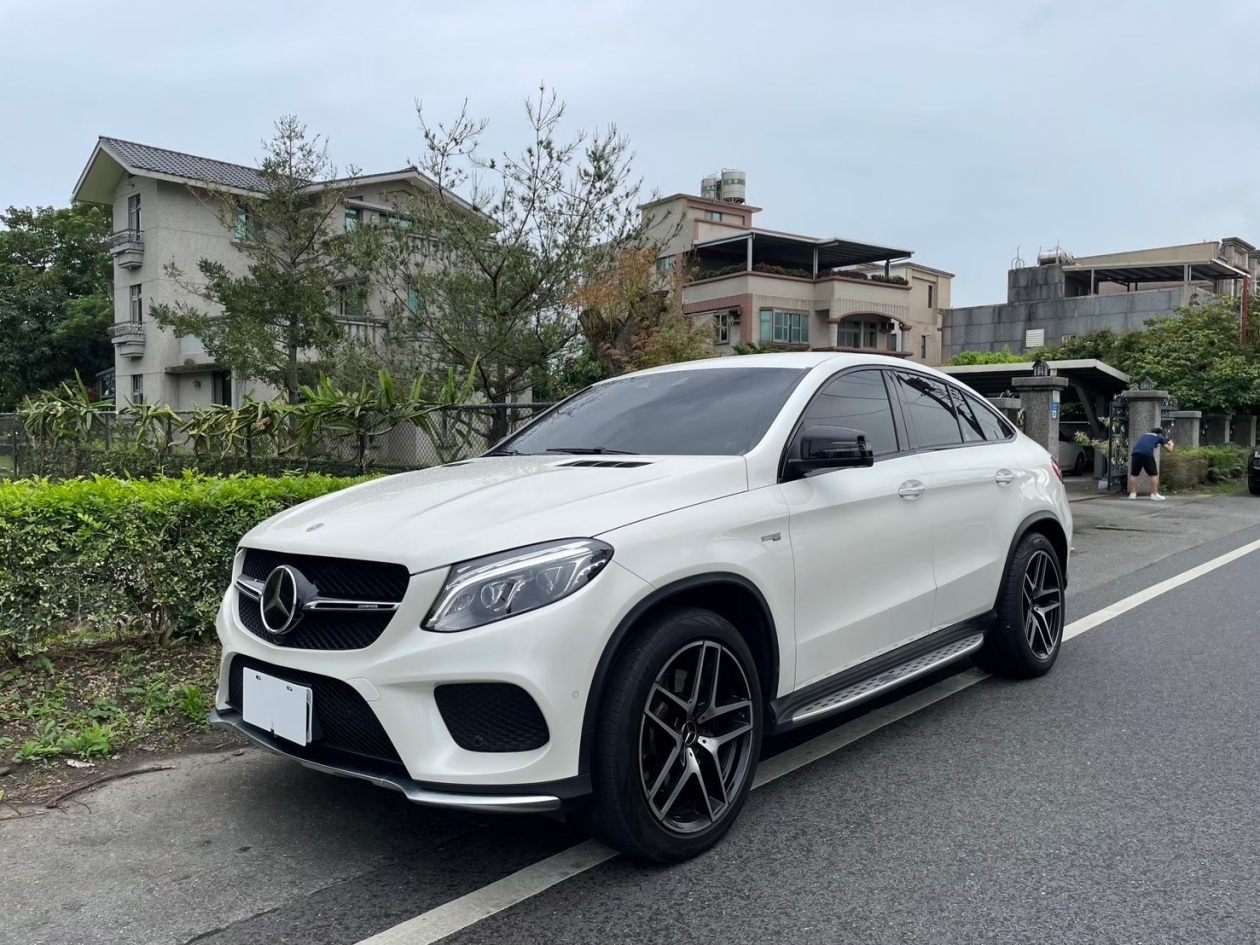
[424,539,613,632]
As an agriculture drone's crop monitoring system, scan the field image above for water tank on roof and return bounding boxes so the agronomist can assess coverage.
[701,176,719,201]
[719,169,747,204]
[1037,246,1074,266]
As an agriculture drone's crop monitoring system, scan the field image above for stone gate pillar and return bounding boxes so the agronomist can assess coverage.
[1012,374,1069,458]
[1166,410,1202,449]
[1122,387,1170,490]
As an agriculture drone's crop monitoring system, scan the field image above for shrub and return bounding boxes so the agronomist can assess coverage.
[947,346,1039,366]
[0,473,366,660]
[1158,445,1250,490]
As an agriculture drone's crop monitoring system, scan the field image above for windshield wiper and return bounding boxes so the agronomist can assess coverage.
[544,447,639,455]
[485,447,519,456]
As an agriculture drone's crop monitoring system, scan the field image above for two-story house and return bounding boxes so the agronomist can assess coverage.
[72,137,437,409]
[643,172,953,365]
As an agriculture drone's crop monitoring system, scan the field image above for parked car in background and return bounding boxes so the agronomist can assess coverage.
[211,353,1073,863]
[1058,428,1093,476]
[1249,448,1260,495]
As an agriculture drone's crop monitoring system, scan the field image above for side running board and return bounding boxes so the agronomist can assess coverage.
[768,619,990,733]
[789,633,983,724]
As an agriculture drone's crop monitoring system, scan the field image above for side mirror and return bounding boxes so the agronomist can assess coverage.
[785,425,874,479]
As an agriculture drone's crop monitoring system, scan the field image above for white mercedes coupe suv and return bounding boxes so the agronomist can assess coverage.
[212,353,1071,863]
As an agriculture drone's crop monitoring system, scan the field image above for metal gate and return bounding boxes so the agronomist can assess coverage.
[1106,398,1130,493]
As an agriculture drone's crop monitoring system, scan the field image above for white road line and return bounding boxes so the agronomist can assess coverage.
[1061,537,1260,641]
[356,537,1260,945]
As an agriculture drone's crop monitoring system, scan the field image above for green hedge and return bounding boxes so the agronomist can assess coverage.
[0,474,365,660]
[1159,445,1251,490]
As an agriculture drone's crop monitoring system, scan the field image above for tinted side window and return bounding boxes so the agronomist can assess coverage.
[964,391,1015,441]
[802,370,899,456]
[894,372,963,449]
[949,385,986,443]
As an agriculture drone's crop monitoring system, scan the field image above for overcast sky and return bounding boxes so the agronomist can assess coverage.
[1,0,1256,306]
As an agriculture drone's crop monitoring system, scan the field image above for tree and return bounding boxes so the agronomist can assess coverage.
[1126,296,1260,413]
[150,117,379,404]
[572,247,713,377]
[380,87,646,432]
[0,204,113,409]
[1045,295,1260,412]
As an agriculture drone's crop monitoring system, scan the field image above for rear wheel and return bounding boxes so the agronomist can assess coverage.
[586,607,762,863]
[1072,451,1087,476]
[975,532,1064,678]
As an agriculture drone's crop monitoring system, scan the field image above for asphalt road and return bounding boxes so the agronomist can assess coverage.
[4,495,1259,945]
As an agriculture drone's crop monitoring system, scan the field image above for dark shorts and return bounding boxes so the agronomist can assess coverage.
[1130,452,1158,477]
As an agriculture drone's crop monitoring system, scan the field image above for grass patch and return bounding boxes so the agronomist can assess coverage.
[0,639,222,783]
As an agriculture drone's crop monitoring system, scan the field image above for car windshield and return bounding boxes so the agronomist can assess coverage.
[498,367,808,456]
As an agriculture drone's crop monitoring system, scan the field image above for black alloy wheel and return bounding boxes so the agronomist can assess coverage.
[975,531,1065,679]
[638,640,756,834]
[586,606,763,863]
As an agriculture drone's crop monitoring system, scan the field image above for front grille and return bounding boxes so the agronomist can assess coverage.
[228,655,402,766]
[435,683,550,752]
[241,549,410,599]
[237,549,410,650]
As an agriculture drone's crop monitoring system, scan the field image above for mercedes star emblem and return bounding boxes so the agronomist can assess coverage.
[260,565,302,634]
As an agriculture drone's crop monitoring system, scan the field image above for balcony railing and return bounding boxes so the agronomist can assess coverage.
[108,320,146,358]
[107,229,144,269]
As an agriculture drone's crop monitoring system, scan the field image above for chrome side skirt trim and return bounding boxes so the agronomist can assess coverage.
[209,710,561,814]
[790,632,985,724]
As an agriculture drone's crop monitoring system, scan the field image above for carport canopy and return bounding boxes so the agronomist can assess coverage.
[939,359,1130,399]
[940,359,1131,437]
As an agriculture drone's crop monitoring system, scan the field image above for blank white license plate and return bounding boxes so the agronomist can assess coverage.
[242,670,312,746]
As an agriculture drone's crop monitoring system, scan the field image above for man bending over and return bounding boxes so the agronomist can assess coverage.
[1129,426,1174,501]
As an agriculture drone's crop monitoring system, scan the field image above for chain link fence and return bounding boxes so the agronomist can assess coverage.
[0,403,555,481]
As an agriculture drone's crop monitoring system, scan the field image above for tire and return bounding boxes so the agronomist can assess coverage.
[1072,451,1086,476]
[1249,479,1260,496]
[974,532,1064,679]
[585,606,763,863]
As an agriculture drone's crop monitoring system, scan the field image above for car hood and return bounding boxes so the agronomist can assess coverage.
[241,454,749,573]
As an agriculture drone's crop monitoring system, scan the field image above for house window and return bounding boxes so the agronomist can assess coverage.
[127,194,141,232]
[211,371,232,407]
[714,313,730,344]
[837,317,880,349]
[345,207,360,232]
[704,210,724,222]
[759,309,809,345]
[380,213,412,230]
[130,374,144,405]
[656,255,675,272]
[407,286,422,314]
[129,284,143,322]
[921,334,928,359]
[337,284,367,320]
[927,283,934,309]
[234,207,262,241]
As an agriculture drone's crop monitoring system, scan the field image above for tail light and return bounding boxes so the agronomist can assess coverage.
[1051,458,1064,482]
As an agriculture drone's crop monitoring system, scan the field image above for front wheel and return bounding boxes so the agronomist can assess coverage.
[1073,451,1087,476]
[586,607,763,863]
[975,532,1064,678]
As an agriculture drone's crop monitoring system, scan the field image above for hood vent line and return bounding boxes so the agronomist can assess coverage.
[555,459,653,469]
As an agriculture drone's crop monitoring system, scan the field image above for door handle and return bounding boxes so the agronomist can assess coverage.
[995,468,1016,486]
[898,479,926,499]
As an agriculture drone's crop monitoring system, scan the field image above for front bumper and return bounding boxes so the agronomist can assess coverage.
[210,709,562,813]
[214,558,650,791]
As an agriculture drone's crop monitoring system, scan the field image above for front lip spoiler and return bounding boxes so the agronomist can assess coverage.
[209,709,561,814]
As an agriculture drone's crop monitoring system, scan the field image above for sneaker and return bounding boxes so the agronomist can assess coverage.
[1151,493,1166,501]
[1129,493,1137,499]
